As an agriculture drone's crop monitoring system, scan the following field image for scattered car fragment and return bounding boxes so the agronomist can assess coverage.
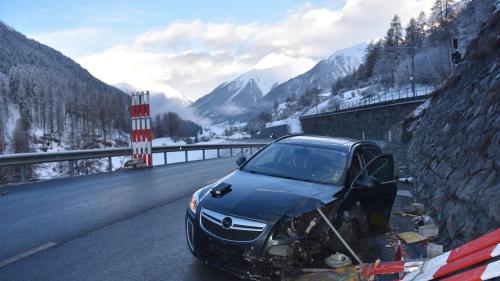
[185,135,398,279]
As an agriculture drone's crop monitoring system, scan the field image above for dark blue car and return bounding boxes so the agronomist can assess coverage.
[185,135,397,280]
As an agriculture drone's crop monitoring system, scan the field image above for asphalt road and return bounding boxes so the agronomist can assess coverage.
[0,158,242,281]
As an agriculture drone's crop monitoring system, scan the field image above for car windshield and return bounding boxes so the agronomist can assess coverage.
[242,143,347,185]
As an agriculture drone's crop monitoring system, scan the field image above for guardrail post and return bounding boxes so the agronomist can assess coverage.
[202,149,205,160]
[230,148,233,157]
[240,147,243,156]
[108,157,112,172]
[185,151,188,162]
[69,160,74,176]
[164,152,167,165]
[250,147,253,155]
[20,164,25,183]
[217,148,220,158]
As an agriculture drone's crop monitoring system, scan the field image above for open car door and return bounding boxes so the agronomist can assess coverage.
[350,153,397,234]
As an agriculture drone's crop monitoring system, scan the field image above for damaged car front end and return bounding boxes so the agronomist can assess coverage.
[185,136,397,280]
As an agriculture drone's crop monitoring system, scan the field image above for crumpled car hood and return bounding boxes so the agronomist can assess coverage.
[199,170,342,222]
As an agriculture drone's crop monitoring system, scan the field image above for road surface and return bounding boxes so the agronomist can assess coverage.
[0,158,241,281]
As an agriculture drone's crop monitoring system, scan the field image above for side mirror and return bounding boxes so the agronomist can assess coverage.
[236,156,246,167]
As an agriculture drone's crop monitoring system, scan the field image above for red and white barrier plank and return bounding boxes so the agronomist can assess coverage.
[131,91,152,167]
[401,229,500,281]
[360,229,500,281]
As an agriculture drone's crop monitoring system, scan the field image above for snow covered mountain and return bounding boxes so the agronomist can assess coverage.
[262,42,367,104]
[193,43,367,122]
[192,53,314,122]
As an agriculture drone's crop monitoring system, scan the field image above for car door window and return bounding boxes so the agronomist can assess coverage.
[366,155,394,183]
[362,147,381,163]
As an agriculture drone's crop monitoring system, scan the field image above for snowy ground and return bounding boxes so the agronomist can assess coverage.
[151,137,255,166]
[23,137,258,183]
[199,121,251,140]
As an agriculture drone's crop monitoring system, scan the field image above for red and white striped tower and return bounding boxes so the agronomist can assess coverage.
[131,91,153,167]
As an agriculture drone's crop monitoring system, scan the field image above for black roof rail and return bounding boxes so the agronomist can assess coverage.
[272,133,304,143]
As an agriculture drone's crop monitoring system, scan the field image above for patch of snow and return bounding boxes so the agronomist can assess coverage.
[412,99,431,117]
[152,137,187,147]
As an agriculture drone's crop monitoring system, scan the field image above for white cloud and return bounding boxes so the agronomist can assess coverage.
[77,0,434,101]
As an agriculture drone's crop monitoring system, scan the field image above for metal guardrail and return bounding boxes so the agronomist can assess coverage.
[301,86,436,118]
[0,143,268,183]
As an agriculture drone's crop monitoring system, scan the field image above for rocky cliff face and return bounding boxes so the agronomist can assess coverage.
[406,9,499,247]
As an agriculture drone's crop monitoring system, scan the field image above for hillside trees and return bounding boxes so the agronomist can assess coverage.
[152,112,201,140]
[0,73,7,153]
[375,15,404,88]
[331,0,494,96]
[0,22,131,155]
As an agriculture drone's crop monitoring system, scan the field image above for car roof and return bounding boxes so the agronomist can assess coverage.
[276,135,378,152]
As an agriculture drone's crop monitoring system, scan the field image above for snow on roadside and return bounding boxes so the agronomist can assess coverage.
[411,99,431,117]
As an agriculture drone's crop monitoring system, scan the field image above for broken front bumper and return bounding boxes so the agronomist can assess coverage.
[186,211,275,280]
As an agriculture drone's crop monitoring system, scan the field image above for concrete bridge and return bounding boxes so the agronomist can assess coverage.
[300,90,432,141]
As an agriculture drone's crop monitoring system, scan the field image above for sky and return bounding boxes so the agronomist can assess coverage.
[0,0,434,101]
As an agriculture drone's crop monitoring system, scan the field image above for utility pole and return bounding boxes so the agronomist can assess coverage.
[410,38,416,97]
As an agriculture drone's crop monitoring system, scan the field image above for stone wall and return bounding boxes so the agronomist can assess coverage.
[405,11,499,248]
[300,100,427,141]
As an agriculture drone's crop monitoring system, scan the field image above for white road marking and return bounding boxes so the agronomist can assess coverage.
[0,242,57,269]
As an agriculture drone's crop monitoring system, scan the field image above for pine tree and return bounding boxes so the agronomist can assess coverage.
[416,11,427,37]
[360,40,383,80]
[431,0,455,27]
[385,15,404,48]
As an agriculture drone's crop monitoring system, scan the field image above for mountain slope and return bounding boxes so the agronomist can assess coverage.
[0,21,130,156]
[262,42,367,104]
[193,43,367,122]
[192,53,314,122]
[406,8,499,247]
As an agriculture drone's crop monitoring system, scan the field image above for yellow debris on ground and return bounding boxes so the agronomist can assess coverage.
[397,231,426,244]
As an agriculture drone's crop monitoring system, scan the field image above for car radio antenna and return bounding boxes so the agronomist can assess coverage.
[316,207,364,267]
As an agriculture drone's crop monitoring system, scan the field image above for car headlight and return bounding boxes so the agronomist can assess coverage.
[189,192,199,214]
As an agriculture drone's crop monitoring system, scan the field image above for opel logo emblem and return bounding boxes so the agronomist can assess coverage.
[222,217,232,228]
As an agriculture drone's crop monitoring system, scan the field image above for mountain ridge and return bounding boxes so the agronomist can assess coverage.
[192,42,367,122]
